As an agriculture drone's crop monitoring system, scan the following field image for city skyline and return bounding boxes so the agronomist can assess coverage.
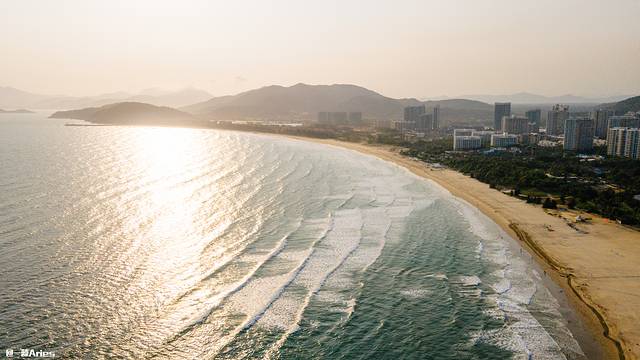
[1,0,639,98]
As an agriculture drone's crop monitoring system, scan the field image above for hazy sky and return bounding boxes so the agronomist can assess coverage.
[1,0,639,98]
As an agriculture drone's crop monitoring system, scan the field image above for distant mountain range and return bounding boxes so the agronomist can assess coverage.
[47,93,640,129]
[432,92,633,105]
[182,83,493,124]
[50,102,198,125]
[0,86,213,109]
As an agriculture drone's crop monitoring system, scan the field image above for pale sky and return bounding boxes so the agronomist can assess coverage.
[1,0,639,98]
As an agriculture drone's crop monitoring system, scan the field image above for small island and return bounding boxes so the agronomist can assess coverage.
[0,108,34,114]
[50,102,204,126]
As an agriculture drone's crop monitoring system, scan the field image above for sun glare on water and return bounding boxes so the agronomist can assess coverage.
[126,127,217,296]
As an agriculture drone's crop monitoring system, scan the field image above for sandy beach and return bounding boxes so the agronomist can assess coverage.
[300,138,640,360]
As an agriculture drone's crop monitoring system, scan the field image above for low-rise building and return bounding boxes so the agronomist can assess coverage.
[374,119,393,129]
[518,133,541,145]
[454,135,482,150]
[395,120,415,132]
[318,111,362,126]
[348,112,363,125]
[471,130,496,147]
[453,128,474,137]
[490,133,518,147]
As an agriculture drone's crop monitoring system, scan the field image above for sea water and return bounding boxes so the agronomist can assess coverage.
[0,114,589,359]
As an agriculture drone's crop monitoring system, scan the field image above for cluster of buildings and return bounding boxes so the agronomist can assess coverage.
[606,114,640,159]
[317,112,363,126]
[453,129,531,150]
[396,105,441,136]
[453,101,640,157]
[453,102,542,150]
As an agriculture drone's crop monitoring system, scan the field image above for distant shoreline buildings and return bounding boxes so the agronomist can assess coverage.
[546,104,570,136]
[564,117,594,151]
[606,115,640,159]
[396,105,441,139]
[592,109,614,139]
[493,102,511,131]
[317,111,363,126]
[394,101,640,160]
[501,115,530,135]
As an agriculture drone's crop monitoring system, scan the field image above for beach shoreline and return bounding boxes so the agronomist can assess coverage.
[287,137,638,360]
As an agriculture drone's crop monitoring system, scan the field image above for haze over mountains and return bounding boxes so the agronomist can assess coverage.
[431,92,632,105]
[0,86,212,109]
[182,83,493,123]
[10,83,640,127]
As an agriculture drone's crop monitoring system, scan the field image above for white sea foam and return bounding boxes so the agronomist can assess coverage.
[457,275,482,286]
[172,137,584,359]
[425,180,586,359]
[400,288,433,299]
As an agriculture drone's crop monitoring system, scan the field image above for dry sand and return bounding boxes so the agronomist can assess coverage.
[301,138,640,360]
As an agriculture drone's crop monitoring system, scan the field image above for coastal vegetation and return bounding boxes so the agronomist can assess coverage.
[402,138,640,225]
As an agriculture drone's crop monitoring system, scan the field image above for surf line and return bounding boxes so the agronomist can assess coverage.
[508,223,625,360]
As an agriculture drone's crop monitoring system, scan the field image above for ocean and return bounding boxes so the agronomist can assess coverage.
[1,113,591,359]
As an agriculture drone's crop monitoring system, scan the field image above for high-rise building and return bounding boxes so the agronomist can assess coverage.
[490,134,518,147]
[453,136,482,150]
[608,114,640,130]
[607,127,628,157]
[432,105,440,130]
[607,127,640,159]
[547,104,569,135]
[591,109,614,139]
[416,114,433,132]
[624,129,640,159]
[404,105,426,124]
[494,103,511,131]
[525,109,542,129]
[563,117,594,152]
[525,109,541,133]
[501,115,530,134]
